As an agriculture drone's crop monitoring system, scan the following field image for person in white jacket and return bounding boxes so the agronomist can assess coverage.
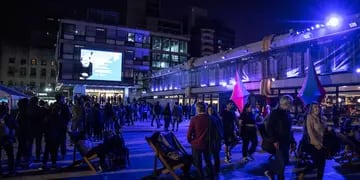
[306,103,326,180]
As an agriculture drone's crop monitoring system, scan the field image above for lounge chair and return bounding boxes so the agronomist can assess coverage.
[145,131,192,180]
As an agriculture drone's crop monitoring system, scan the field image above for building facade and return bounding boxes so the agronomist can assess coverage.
[145,14,360,109]
[0,42,57,94]
[188,7,235,58]
[56,19,188,101]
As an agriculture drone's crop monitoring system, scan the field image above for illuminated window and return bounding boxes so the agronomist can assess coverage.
[127,32,135,42]
[152,36,161,50]
[171,55,179,62]
[162,38,170,51]
[143,35,150,44]
[160,62,169,68]
[31,59,37,65]
[170,39,179,52]
[161,54,170,61]
[179,41,188,53]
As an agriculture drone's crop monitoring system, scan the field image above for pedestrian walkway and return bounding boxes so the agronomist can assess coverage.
[2,121,360,180]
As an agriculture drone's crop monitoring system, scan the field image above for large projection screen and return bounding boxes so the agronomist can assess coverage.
[80,49,123,81]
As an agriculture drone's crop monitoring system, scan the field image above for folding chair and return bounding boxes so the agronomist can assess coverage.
[145,132,192,180]
[68,132,100,173]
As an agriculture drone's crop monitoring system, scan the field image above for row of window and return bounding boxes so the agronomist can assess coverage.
[60,43,150,61]
[7,67,56,78]
[151,53,186,62]
[151,35,360,90]
[6,81,56,90]
[62,23,151,44]
[62,23,189,55]
[8,58,56,66]
[151,36,187,53]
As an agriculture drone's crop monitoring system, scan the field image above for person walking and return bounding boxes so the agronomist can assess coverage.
[172,102,182,131]
[187,102,214,179]
[220,101,238,163]
[239,103,258,161]
[264,95,294,180]
[151,101,161,128]
[163,103,172,131]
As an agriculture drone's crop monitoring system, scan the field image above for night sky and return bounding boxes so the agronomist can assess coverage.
[1,0,360,45]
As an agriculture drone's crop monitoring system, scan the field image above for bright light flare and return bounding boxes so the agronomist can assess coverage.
[326,16,341,27]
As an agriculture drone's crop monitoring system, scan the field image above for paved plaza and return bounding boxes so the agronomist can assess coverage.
[2,120,360,180]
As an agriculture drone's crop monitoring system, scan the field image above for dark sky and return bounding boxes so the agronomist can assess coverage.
[162,0,360,45]
[1,0,360,45]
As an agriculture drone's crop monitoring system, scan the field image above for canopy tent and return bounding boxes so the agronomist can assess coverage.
[0,84,29,110]
[298,60,326,105]
[230,71,250,112]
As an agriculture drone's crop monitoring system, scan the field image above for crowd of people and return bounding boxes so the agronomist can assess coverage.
[186,95,346,180]
[0,92,359,179]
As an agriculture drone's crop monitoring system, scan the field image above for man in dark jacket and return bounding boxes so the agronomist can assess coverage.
[27,96,42,162]
[187,102,214,179]
[53,94,70,160]
[264,95,293,180]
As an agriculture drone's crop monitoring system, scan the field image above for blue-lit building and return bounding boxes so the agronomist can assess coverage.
[56,19,189,102]
[144,14,360,109]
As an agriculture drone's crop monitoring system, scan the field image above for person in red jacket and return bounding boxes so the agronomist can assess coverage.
[187,102,214,179]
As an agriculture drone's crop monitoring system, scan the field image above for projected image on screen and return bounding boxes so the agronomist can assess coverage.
[80,49,122,81]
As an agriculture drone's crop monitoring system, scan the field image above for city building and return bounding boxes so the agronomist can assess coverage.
[188,7,235,57]
[146,17,183,35]
[0,42,57,96]
[56,19,188,102]
[144,14,360,110]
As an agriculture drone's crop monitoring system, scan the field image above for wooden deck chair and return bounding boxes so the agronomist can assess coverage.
[68,132,100,173]
[145,132,192,180]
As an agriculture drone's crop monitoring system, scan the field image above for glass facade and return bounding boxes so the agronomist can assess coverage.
[150,31,360,92]
[150,36,188,70]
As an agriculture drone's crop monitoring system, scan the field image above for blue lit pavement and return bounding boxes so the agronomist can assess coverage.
[4,120,360,180]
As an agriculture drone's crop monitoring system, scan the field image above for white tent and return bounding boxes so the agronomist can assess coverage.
[0,84,29,110]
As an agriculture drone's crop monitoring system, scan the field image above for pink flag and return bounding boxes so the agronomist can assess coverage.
[231,71,250,112]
